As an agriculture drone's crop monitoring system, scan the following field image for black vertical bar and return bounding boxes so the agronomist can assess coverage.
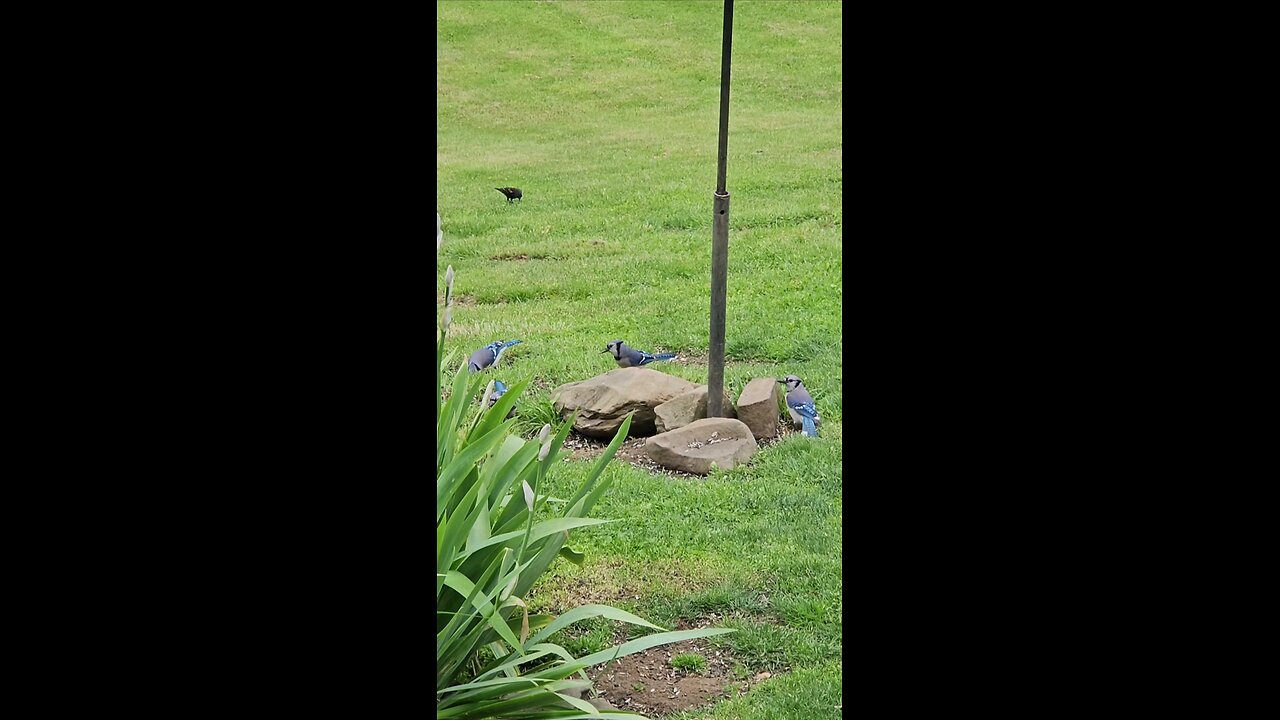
[708,0,733,418]
[715,0,734,194]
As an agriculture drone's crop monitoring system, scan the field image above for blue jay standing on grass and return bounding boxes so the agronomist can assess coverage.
[469,339,522,373]
[602,340,677,368]
[488,380,508,406]
[778,375,820,438]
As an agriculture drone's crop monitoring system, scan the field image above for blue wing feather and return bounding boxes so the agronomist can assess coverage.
[790,402,819,419]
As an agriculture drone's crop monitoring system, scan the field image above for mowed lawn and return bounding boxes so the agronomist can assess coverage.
[437,1,842,717]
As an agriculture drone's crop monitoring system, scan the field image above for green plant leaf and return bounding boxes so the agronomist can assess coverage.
[438,675,544,695]
[564,413,634,517]
[457,518,613,561]
[438,418,514,521]
[554,686,598,715]
[439,468,493,602]
[533,628,738,678]
[470,642,580,685]
[446,677,594,719]
[557,545,585,566]
[437,549,506,668]
[538,414,577,468]
[512,415,634,598]
[526,604,665,647]
[465,489,493,554]
[575,628,737,668]
[484,437,538,507]
[442,570,525,657]
[438,361,480,472]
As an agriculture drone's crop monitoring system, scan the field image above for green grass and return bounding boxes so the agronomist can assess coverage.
[671,653,709,674]
[438,1,841,716]
[670,663,843,720]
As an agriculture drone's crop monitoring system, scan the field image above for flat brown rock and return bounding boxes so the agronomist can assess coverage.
[646,417,758,475]
[553,368,699,438]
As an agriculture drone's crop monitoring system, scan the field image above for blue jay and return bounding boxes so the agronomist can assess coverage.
[469,339,522,373]
[487,380,516,418]
[778,375,820,438]
[602,340,677,368]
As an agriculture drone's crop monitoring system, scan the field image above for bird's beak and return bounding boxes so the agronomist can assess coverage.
[600,349,609,353]
[776,378,786,383]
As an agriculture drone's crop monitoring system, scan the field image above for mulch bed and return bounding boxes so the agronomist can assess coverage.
[587,637,774,716]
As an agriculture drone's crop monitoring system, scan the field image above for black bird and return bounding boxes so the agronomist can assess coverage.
[495,187,523,203]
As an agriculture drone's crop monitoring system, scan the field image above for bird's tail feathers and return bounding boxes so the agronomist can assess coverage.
[492,340,521,366]
[653,352,677,361]
[801,416,818,438]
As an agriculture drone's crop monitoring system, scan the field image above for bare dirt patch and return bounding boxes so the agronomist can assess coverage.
[436,292,476,307]
[561,423,800,474]
[489,252,531,261]
[562,434,701,479]
[530,377,557,392]
[589,639,765,716]
[532,557,717,613]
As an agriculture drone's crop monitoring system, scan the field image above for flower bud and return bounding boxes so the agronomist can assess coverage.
[442,306,452,331]
[445,265,454,295]
[484,380,495,407]
[539,441,551,462]
[538,424,551,445]
[522,480,535,511]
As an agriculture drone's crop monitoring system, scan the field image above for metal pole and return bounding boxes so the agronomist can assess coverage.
[708,0,734,417]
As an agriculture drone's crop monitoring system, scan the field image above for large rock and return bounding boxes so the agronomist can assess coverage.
[646,417,758,474]
[552,368,699,438]
[654,386,736,434]
[736,378,784,440]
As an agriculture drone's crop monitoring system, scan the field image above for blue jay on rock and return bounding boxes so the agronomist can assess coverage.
[602,340,677,368]
[469,339,522,373]
[778,375,820,438]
